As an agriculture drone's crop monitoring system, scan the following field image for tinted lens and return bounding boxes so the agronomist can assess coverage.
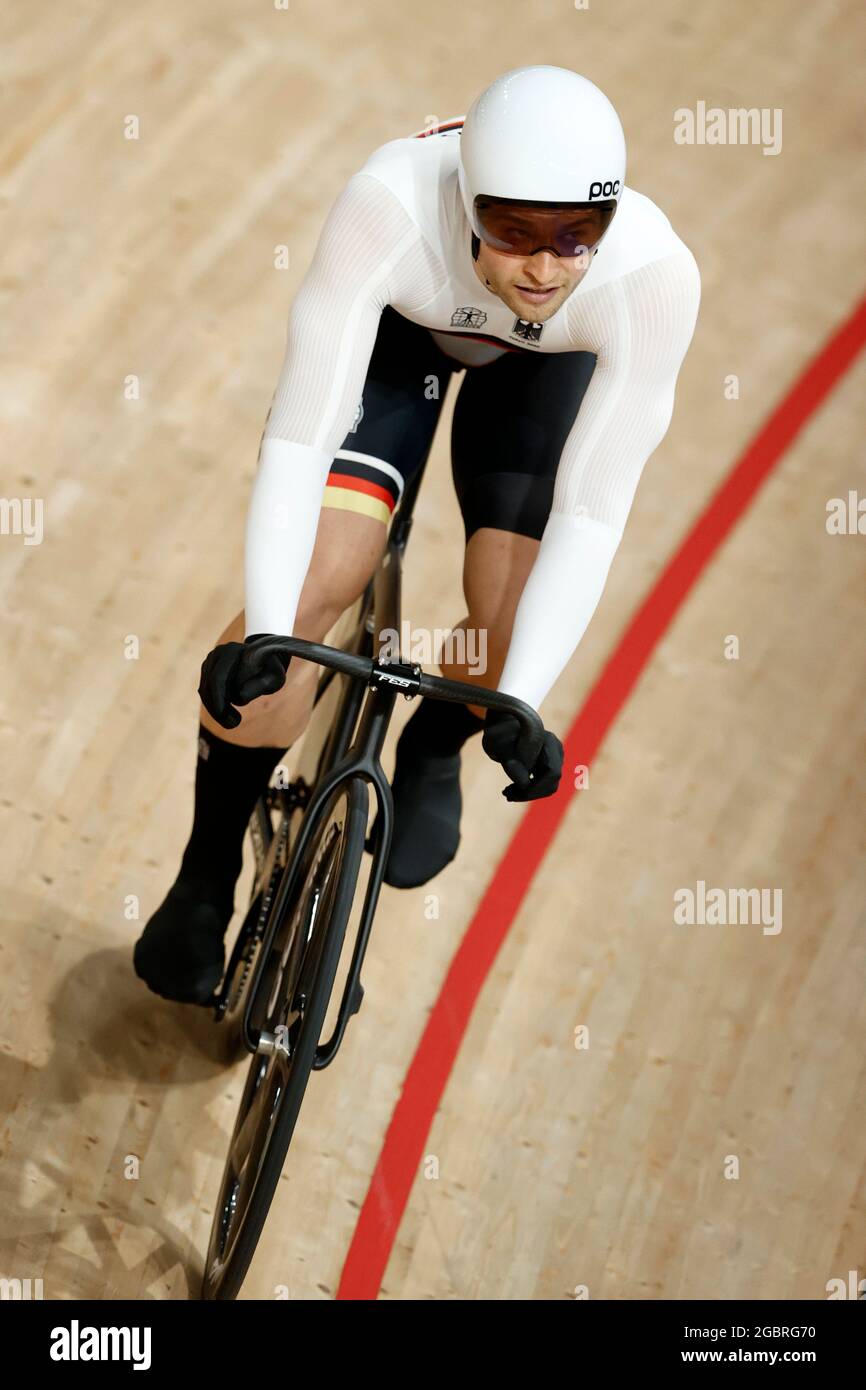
[473,197,617,256]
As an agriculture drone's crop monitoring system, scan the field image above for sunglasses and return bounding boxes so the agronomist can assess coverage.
[473,196,617,258]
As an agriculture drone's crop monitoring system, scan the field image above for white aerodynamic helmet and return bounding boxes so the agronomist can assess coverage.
[458,66,626,255]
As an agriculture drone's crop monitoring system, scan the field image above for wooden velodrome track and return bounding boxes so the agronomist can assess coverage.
[1,1,864,1300]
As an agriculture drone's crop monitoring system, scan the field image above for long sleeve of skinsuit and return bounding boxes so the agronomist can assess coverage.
[495,249,701,710]
[243,173,446,639]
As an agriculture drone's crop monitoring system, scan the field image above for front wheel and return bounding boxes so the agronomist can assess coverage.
[201,777,368,1300]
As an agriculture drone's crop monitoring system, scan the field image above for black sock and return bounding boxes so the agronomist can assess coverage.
[176,723,288,911]
[397,699,485,758]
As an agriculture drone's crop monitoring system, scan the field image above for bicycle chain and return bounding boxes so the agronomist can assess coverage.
[226,812,291,1016]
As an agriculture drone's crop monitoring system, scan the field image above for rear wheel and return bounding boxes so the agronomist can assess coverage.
[201,777,368,1300]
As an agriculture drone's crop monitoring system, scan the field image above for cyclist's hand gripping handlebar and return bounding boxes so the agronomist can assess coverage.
[198,634,292,730]
[481,709,564,802]
[202,635,562,800]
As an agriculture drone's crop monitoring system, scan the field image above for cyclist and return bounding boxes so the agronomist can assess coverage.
[134,65,701,1004]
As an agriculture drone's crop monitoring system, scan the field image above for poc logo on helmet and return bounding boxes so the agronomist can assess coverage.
[588,179,620,199]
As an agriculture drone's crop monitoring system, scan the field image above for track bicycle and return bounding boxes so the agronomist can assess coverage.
[199,463,544,1300]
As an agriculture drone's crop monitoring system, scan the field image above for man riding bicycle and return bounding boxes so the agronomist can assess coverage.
[134,64,701,1004]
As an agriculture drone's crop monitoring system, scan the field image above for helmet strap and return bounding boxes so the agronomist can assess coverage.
[470,232,480,262]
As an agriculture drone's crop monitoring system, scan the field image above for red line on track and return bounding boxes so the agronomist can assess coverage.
[337,293,866,1299]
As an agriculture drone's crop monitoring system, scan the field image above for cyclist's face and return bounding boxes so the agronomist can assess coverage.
[472,240,592,321]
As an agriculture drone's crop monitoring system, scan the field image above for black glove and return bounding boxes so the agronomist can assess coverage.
[482,709,564,802]
[198,634,291,730]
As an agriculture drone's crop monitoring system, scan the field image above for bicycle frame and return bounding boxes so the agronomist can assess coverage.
[237,492,412,1063]
[237,459,544,1065]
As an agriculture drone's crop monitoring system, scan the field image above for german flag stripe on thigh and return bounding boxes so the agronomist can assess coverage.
[323,450,405,526]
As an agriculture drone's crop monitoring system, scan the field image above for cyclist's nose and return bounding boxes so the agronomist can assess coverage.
[522,249,559,283]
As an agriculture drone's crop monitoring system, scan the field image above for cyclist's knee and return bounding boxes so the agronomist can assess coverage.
[295,510,387,638]
[293,589,349,644]
[200,665,315,746]
[465,608,510,649]
[202,510,385,742]
[444,612,509,683]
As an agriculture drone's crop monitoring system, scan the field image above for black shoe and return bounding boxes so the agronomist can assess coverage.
[373,746,463,889]
[133,879,233,1004]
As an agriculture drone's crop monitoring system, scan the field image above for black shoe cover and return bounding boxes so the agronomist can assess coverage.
[378,746,463,889]
[133,879,232,1004]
